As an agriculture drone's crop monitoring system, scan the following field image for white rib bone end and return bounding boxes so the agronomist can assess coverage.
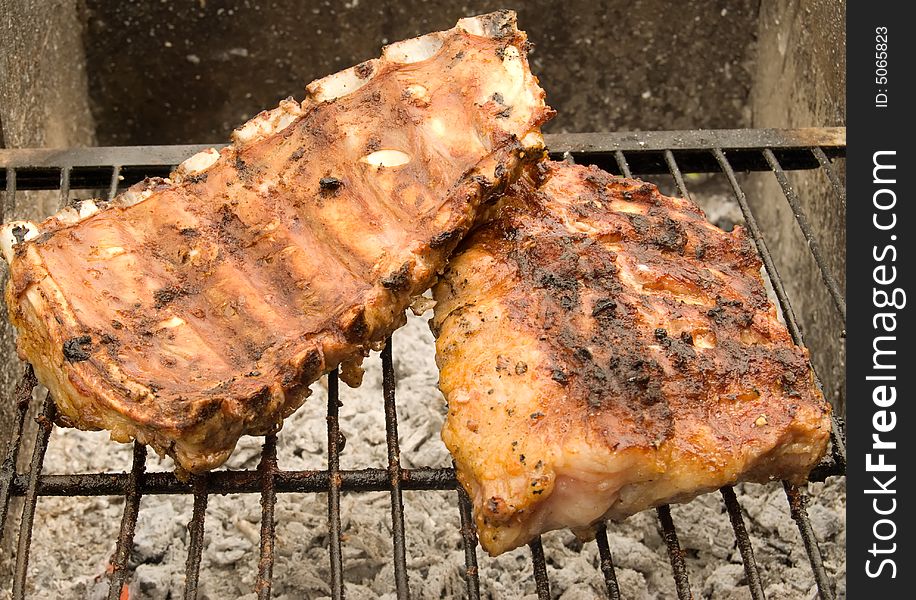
[306,61,379,104]
[382,33,443,64]
[1,221,40,264]
[172,148,221,182]
[231,97,304,145]
[457,11,516,38]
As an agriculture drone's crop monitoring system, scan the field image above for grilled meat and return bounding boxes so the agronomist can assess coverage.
[0,11,552,474]
[431,162,831,555]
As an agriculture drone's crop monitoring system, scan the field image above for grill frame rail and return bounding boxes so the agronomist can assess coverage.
[0,128,846,599]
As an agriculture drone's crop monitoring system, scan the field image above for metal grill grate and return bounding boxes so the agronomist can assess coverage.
[0,128,847,599]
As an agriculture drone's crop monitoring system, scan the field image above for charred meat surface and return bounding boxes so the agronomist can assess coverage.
[1,11,552,474]
[432,162,831,555]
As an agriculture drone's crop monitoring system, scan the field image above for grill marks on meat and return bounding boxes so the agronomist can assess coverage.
[2,11,552,474]
[431,162,831,555]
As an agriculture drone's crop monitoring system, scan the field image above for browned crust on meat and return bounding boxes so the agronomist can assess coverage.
[432,162,831,554]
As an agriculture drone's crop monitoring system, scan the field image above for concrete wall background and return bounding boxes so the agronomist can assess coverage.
[0,0,94,148]
[82,0,760,144]
[0,0,95,466]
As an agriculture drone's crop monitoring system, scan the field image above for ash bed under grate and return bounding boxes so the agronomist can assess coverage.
[0,128,846,599]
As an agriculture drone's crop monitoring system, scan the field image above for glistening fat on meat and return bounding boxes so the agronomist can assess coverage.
[0,11,553,475]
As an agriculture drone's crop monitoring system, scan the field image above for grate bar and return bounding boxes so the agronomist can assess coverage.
[256,435,278,599]
[664,149,691,200]
[2,166,15,222]
[11,395,57,600]
[456,485,481,600]
[0,367,36,537]
[108,443,148,600]
[784,483,835,600]
[8,465,457,497]
[382,341,410,599]
[528,536,551,600]
[183,476,209,600]
[713,149,804,344]
[59,166,71,206]
[326,369,345,600]
[547,127,845,154]
[762,149,846,320]
[657,505,692,600]
[810,147,846,210]
[0,131,847,191]
[0,129,845,169]
[720,486,766,600]
[108,165,122,201]
[594,521,621,600]
[614,151,633,178]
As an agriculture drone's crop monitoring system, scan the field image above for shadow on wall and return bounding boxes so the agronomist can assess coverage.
[82,0,760,145]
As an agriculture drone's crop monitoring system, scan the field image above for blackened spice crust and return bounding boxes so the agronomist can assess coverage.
[380,262,412,290]
[153,286,187,309]
[429,228,464,249]
[319,176,343,191]
[443,162,824,452]
[63,335,92,362]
